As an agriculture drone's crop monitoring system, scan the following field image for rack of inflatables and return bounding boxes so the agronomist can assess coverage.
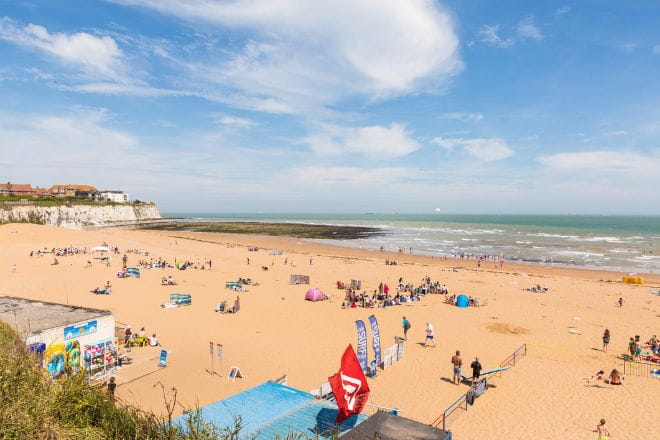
[622,359,660,379]
[432,343,527,431]
[84,337,118,383]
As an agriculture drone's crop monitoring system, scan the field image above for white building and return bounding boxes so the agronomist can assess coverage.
[96,190,129,203]
[0,296,117,383]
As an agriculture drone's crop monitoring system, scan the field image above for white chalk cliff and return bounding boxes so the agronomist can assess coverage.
[0,204,161,228]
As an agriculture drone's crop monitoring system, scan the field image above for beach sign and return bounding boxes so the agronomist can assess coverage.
[228,366,243,382]
[64,320,97,340]
[158,350,168,368]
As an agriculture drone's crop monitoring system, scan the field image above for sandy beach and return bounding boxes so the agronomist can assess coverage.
[2,223,659,439]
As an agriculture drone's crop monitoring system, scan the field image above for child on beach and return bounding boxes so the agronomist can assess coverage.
[424,322,436,347]
[582,370,605,383]
[602,329,610,352]
[595,419,610,440]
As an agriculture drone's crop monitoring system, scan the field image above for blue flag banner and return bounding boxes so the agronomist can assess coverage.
[368,315,382,366]
[355,320,368,371]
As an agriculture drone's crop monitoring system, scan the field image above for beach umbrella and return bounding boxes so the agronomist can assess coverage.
[305,288,327,302]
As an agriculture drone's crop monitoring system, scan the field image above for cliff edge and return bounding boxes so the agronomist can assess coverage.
[0,203,161,229]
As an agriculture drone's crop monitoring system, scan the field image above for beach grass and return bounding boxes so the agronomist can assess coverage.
[0,321,340,439]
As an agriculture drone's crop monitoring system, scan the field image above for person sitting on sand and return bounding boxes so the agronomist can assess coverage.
[608,369,623,385]
[582,370,605,383]
[149,334,160,346]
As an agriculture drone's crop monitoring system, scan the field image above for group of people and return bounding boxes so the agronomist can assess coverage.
[161,275,177,285]
[628,334,660,361]
[341,277,451,309]
[582,369,624,385]
[525,284,550,293]
[445,294,481,307]
[30,246,88,257]
[123,325,160,348]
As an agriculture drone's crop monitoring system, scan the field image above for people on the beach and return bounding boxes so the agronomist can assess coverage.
[582,370,605,383]
[424,322,436,347]
[618,297,624,307]
[451,350,462,385]
[608,369,623,385]
[602,329,610,352]
[595,419,610,440]
[470,357,482,385]
[149,334,160,346]
[402,316,411,340]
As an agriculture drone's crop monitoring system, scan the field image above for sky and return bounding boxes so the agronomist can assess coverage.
[0,0,659,214]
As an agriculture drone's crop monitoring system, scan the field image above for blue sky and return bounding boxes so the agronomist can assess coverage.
[1,0,659,214]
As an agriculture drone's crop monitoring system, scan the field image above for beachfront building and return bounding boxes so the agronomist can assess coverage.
[0,182,48,197]
[0,296,117,383]
[48,184,98,198]
[95,190,129,203]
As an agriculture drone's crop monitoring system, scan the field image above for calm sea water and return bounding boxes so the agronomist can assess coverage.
[164,213,660,273]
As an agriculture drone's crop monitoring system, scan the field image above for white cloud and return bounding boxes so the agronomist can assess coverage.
[432,137,514,161]
[538,150,660,175]
[110,0,461,113]
[479,16,543,49]
[653,44,660,55]
[0,17,125,79]
[478,25,514,48]
[555,6,571,16]
[70,82,186,96]
[603,130,627,137]
[305,123,420,159]
[215,115,255,127]
[441,112,483,123]
[618,43,637,53]
[517,16,543,41]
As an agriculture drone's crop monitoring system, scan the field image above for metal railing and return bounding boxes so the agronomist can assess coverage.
[622,359,659,378]
[432,343,527,430]
[497,343,527,376]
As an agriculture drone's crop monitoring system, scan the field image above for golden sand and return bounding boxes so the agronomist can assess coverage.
[1,223,659,439]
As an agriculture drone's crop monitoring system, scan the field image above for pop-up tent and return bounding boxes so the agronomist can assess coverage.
[305,288,328,302]
[456,294,469,308]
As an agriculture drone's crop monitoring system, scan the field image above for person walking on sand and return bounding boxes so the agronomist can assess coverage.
[424,322,436,347]
[402,316,411,340]
[617,297,624,307]
[11,264,16,273]
[595,419,610,440]
[602,329,610,352]
[107,376,117,403]
[451,350,462,385]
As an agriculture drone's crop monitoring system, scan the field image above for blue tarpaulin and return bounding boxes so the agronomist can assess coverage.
[173,381,365,439]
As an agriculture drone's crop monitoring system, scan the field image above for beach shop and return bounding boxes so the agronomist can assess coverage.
[0,296,117,384]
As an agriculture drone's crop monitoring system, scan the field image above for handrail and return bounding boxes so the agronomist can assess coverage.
[622,358,659,378]
[432,343,527,430]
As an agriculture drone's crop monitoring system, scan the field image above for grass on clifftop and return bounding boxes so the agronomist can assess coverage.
[0,322,340,439]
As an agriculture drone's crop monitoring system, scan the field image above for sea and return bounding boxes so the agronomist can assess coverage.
[163,213,660,274]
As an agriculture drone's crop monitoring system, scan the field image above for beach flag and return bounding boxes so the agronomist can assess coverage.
[368,315,381,367]
[328,344,370,423]
[355,320,368,371]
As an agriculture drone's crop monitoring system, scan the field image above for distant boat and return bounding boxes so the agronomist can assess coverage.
[434,208,442,214]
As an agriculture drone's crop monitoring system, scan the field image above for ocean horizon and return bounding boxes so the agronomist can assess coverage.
[162,213,660,274]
